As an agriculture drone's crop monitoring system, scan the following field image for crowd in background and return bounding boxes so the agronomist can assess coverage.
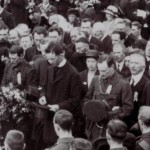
[1,0,150,150]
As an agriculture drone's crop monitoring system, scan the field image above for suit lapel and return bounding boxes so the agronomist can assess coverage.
[53,62,68,84]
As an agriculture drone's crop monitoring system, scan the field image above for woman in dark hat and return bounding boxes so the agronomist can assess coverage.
[79,50,99,98]
[67,8,80,27]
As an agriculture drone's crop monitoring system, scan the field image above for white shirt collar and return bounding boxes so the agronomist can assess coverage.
[58,58,66,67]
[146,56,150,62]
[130,71,144,85]
[116,60,125,71]
[0,8,4,14]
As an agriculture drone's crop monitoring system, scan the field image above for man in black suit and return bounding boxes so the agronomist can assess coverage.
[37,41,82,148]
[128,53,150,128]
[112,43,131,78]
[80,18,100,50]
[24,26,47,63]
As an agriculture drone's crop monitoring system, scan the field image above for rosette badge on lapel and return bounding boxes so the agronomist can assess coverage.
[17,72,21,85]
[105,84,112,95]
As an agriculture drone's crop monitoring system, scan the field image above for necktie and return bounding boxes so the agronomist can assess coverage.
[118,63,120,72]
[54,67,60,78]
[130,78,134,89]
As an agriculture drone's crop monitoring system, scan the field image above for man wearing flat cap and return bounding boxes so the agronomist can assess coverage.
[84,54,133,141]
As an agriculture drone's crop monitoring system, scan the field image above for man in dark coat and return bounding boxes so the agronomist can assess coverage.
[128,53,150,129]
[24,26,47,63]
[84,54,133,141]
[112,43,131,78]
[37,41,82,148]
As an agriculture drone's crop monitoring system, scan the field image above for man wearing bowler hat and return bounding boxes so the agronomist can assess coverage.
[83,54,133,141]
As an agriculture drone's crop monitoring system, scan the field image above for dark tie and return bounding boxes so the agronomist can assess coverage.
[54,67,60,78]
[130,79,134,89]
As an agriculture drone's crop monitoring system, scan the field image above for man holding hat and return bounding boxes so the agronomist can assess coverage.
[83,54,133,141]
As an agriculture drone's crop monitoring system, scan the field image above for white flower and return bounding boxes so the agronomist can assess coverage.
[106,85,112,94]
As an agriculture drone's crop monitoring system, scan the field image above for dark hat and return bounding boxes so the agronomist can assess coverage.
[83,100,108,122]
[76,37,89,45]
[67,8,80,17]
[103,5,118,17]
[86,50,99,59]
[93,137,109,150]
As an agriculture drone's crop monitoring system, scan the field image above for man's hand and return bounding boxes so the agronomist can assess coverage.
[39,96,47,105]
[48,104,59,112]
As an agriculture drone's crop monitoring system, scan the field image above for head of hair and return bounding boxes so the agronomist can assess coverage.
[32,26,47,37]
[107,119,127,143]
[72,138,92,150]
[113,43,127,55]
[138,106,150,127]
[54,109,74,131]
[129,52,146,67]
[92,22,105,32]
[9,45,23,57]
[45,41,67,55]
[98,54,115,68]
[112,31,126,40]
[5,130,25,150]
[132,21,142,30]
[81,18,93,27]
[48,26,63,36]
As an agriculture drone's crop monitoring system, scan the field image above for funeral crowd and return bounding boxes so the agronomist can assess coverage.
[1,0,150,150]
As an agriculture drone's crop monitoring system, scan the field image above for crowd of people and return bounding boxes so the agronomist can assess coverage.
[0,0,150,150]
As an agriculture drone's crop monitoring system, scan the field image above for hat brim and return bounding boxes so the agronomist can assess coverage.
[103,10,117,17]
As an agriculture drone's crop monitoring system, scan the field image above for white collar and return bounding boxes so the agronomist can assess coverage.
[146,56,150,62]
[0,8,4,14]
[130,71,144,85]
[116,60,125,71]
[58,58,66,67]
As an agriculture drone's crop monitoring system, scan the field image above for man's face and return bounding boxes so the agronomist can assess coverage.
[0,29,8,41]
[9,53,19,63]
[131,25,140,37]
[33,33,45,49]
[48,31,61,42]
[70,30,78,44]
[8,30,20,45]
[81,22,92,35]
[92,28,103,40]
[145,41,150,57]
[75,42,88,53]
[68,14,76,23]
[18,26,30,37]
[129,55,144,75]
[20,36,33,50]
[86,58,97,71]
[46,52,63,66]
[98,61,113,79]
[113,46,125,63]
[111,34,121,45]
[116,24,126,33]
[79,0,89,10]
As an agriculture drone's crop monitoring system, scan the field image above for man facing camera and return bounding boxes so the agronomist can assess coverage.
[38,41,82,147]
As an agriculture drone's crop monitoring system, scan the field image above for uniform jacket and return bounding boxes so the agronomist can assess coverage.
[85,71,133,120]
[39,61,82,143]
[1,58,37,90]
